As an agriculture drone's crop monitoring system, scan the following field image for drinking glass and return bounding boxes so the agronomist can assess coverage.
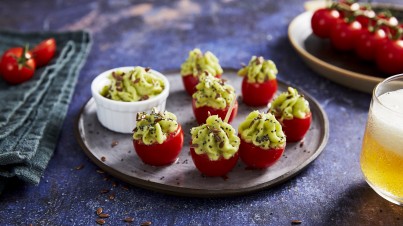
[360,74,403,205]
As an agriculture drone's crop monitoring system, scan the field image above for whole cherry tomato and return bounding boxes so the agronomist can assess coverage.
[277,112,312,142]
[355,10,375,28]
[355,28,387,61]
[0,47,36,84]
[190,146,239,177]
[375,39,403,75]
[311,8,341,39]
[399,25,403,40]
[31,38,56,67]
[182,74,221,96]
[133,125,184,166]
[239,137,285,169]
[388,24,403,40]
[377,13,398,37]
[241,77,277,107]
[355,15,370,28]
[192,99,238,125]
[330,19,362,51]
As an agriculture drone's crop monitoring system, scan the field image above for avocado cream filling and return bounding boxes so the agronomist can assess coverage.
[238,56,278,83]
[192,72,236,109]
[238,111,286,149]
[190,115,240,161]
[100,66,165,102]
[269,87,310,120]
[133,108,179,145]
[181,48,223,77]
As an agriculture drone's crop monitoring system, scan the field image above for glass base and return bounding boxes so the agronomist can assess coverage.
[366,180,403,206]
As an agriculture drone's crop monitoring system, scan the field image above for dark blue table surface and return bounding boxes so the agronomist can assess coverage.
[1,0,403,225]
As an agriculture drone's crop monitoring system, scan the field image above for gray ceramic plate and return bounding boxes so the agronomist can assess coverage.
[75,70,329,197]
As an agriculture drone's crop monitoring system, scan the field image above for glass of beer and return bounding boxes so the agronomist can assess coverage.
[360,74,403,205]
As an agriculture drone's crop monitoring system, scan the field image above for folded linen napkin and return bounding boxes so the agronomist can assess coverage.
[0,30,92,192]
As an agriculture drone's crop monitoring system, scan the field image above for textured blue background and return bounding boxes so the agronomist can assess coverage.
[1,0,403,225]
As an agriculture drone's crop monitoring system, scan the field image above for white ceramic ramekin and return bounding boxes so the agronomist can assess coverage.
[91,66,170,133]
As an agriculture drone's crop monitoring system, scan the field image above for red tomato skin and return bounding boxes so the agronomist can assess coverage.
[0,47,36,85]
[311,8,340,39]
[190,147,239,177]
[239,137,285,169]
[182,74,221,96]
[375,39,403,75]
[133,125,184,166]
[378,16,398,37]
[356,15,370,28]
[277,112,312,142]
[330,20,362,51]
[355,29,387,61]
[31,38,56,67]
[241,77,277,107]
[399,24,403,40]
[192,98,238,125]
[354,5,373,28]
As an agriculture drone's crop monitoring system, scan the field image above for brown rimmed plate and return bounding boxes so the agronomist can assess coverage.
[75,70,329,197]
[288,4,403,93]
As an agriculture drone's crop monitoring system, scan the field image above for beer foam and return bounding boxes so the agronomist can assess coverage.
[369,89,403,156]
[378,89,403,114]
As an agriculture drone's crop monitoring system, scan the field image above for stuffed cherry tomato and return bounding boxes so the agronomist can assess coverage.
[192,72,237,124]
[133,108,183,166]
[269,87,311,142]
[182,73,222,96]
[238,56,278,106]
[190,147,239,177]
[0,47,36,84]
[190,115,240,177]
[192,98,238,125]
[279,112,312,142]
[181,48,223,95]
[241,78,277,106]
[238,111,286,169]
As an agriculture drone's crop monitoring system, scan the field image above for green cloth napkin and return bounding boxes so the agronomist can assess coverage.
[0,30,92,191]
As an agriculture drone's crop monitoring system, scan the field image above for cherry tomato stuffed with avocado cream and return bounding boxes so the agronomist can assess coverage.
[269,87,311,142]
[279,113,312,142]
[192,99,238,125]
[190,115,240,177]
[180,48,223,96]
[190,147,239,177]
[192,72,237,124]
[238,56,278,106]
[238,111,286,169]
[0,47,36,85]
[241,79,277,106]
[31,38,56,67]
[132,109,183,166]
[182,74,221,96]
